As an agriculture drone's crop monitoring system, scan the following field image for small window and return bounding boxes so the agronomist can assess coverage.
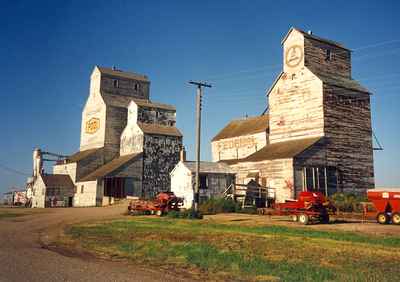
[134,83,140,91]
[325,49,333,61]
[113,79,119,88]
[200,175,208,189]
[81,185,84,194]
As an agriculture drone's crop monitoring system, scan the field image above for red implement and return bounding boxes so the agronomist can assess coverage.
[273,192,336,225]
[128,192,183,216]
[367,190,400,224]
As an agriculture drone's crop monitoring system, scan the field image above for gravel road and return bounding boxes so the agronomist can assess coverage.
[0,206,189,282]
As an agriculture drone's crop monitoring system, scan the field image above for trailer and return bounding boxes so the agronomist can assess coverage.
[367,189,400,224]
[128,192,183,216]
[264,191,336,225]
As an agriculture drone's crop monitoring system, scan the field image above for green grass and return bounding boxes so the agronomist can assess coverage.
[66,217,400,281]
[0,211,25,219]
[0,208,42,220]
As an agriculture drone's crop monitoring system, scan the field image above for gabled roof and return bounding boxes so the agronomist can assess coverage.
[42,174,74,188]
[266,71,370,96]
[96,66,149,82]
[66,148,102,163]
[316,73,370,94]
[137,122,182,137]
[266,72,283,96]
[80,153,142,182]
[182,161,234,174]
[282,27,350,51]
[212,115,269,142]
[221,137,322,164]
[101,93,176,110]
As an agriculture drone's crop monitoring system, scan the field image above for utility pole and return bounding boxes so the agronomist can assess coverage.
[188,80,212,213]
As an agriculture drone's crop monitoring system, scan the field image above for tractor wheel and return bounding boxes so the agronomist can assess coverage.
[298,214,309,225]
[155,210,163,216]
[291,215,298,222]
[392,213,400,225]
[321,214,330,224]
[377,212,390,224]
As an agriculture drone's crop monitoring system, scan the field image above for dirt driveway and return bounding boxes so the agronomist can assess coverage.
[205,213,400,236]
[0,206,188,282]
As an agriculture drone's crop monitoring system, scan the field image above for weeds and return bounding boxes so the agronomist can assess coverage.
[66,217,400,282]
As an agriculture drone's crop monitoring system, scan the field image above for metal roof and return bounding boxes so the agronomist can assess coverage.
[97,66,149,82]
[282,27,350,51]
[66,148,101,163]
[42,174,74,188]
[266,71,370,96]
[316,73,371,94]
[212,115,269,142]
[138,123,182,137]
[80,153,142,182]
[220,137,322,164]
[182,161,235,174]
[101,93,176,111]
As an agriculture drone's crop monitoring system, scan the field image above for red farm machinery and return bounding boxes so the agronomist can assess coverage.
[270,191,337,225]
[128,192,183,216]
[366,189,400,224]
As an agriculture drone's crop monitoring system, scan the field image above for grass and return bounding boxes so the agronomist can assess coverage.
[0,208,43,220]
[65,217,400,281]
[0,212,25,219]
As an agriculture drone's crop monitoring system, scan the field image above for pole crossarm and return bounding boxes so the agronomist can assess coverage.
[188,81,212,88]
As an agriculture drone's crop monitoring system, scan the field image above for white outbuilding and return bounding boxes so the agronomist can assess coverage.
[170,160,235,209]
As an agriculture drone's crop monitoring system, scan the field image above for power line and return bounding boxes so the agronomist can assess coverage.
[0,163,30,176]
[205,64,281,81]
[353,47,400,61]
[353,39,400,51]
[202,39,400,82]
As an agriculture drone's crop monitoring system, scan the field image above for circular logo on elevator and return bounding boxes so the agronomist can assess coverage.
[285,45,303,68]
[85,117,100,134]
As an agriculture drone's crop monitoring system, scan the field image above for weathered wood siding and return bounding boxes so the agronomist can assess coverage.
[170,162,235,208]
[142,134,182,198]
[138,107,176,126]
[304,37,351,78]
[269,68,324,143]
[211,131,267,161]
[170,162,193,208]
[231,158,294,202]
[31,174,46,208]
[323,85,374,192]
[104,106,127,162]
[80,92,107,151]
[100,74,150,100]
[73,180,99,207]
[53,163,77,182]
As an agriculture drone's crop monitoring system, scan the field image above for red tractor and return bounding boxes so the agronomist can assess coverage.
[367,189,400,224]
[128,192,183,216]
[274,191,337,225]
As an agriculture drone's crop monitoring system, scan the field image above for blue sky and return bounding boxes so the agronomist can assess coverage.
[0,0,399,193]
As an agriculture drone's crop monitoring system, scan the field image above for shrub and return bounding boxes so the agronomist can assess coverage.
[198,197,241,215]
[166,209,203,219]
[329,192,368,213]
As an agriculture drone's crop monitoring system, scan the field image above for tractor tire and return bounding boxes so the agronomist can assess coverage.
[377,212,390,224]
[298,214,309,225]
[291,215,298,222]
[392,213,400,225]
[320,214,330,224]
[155,210,163,216]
